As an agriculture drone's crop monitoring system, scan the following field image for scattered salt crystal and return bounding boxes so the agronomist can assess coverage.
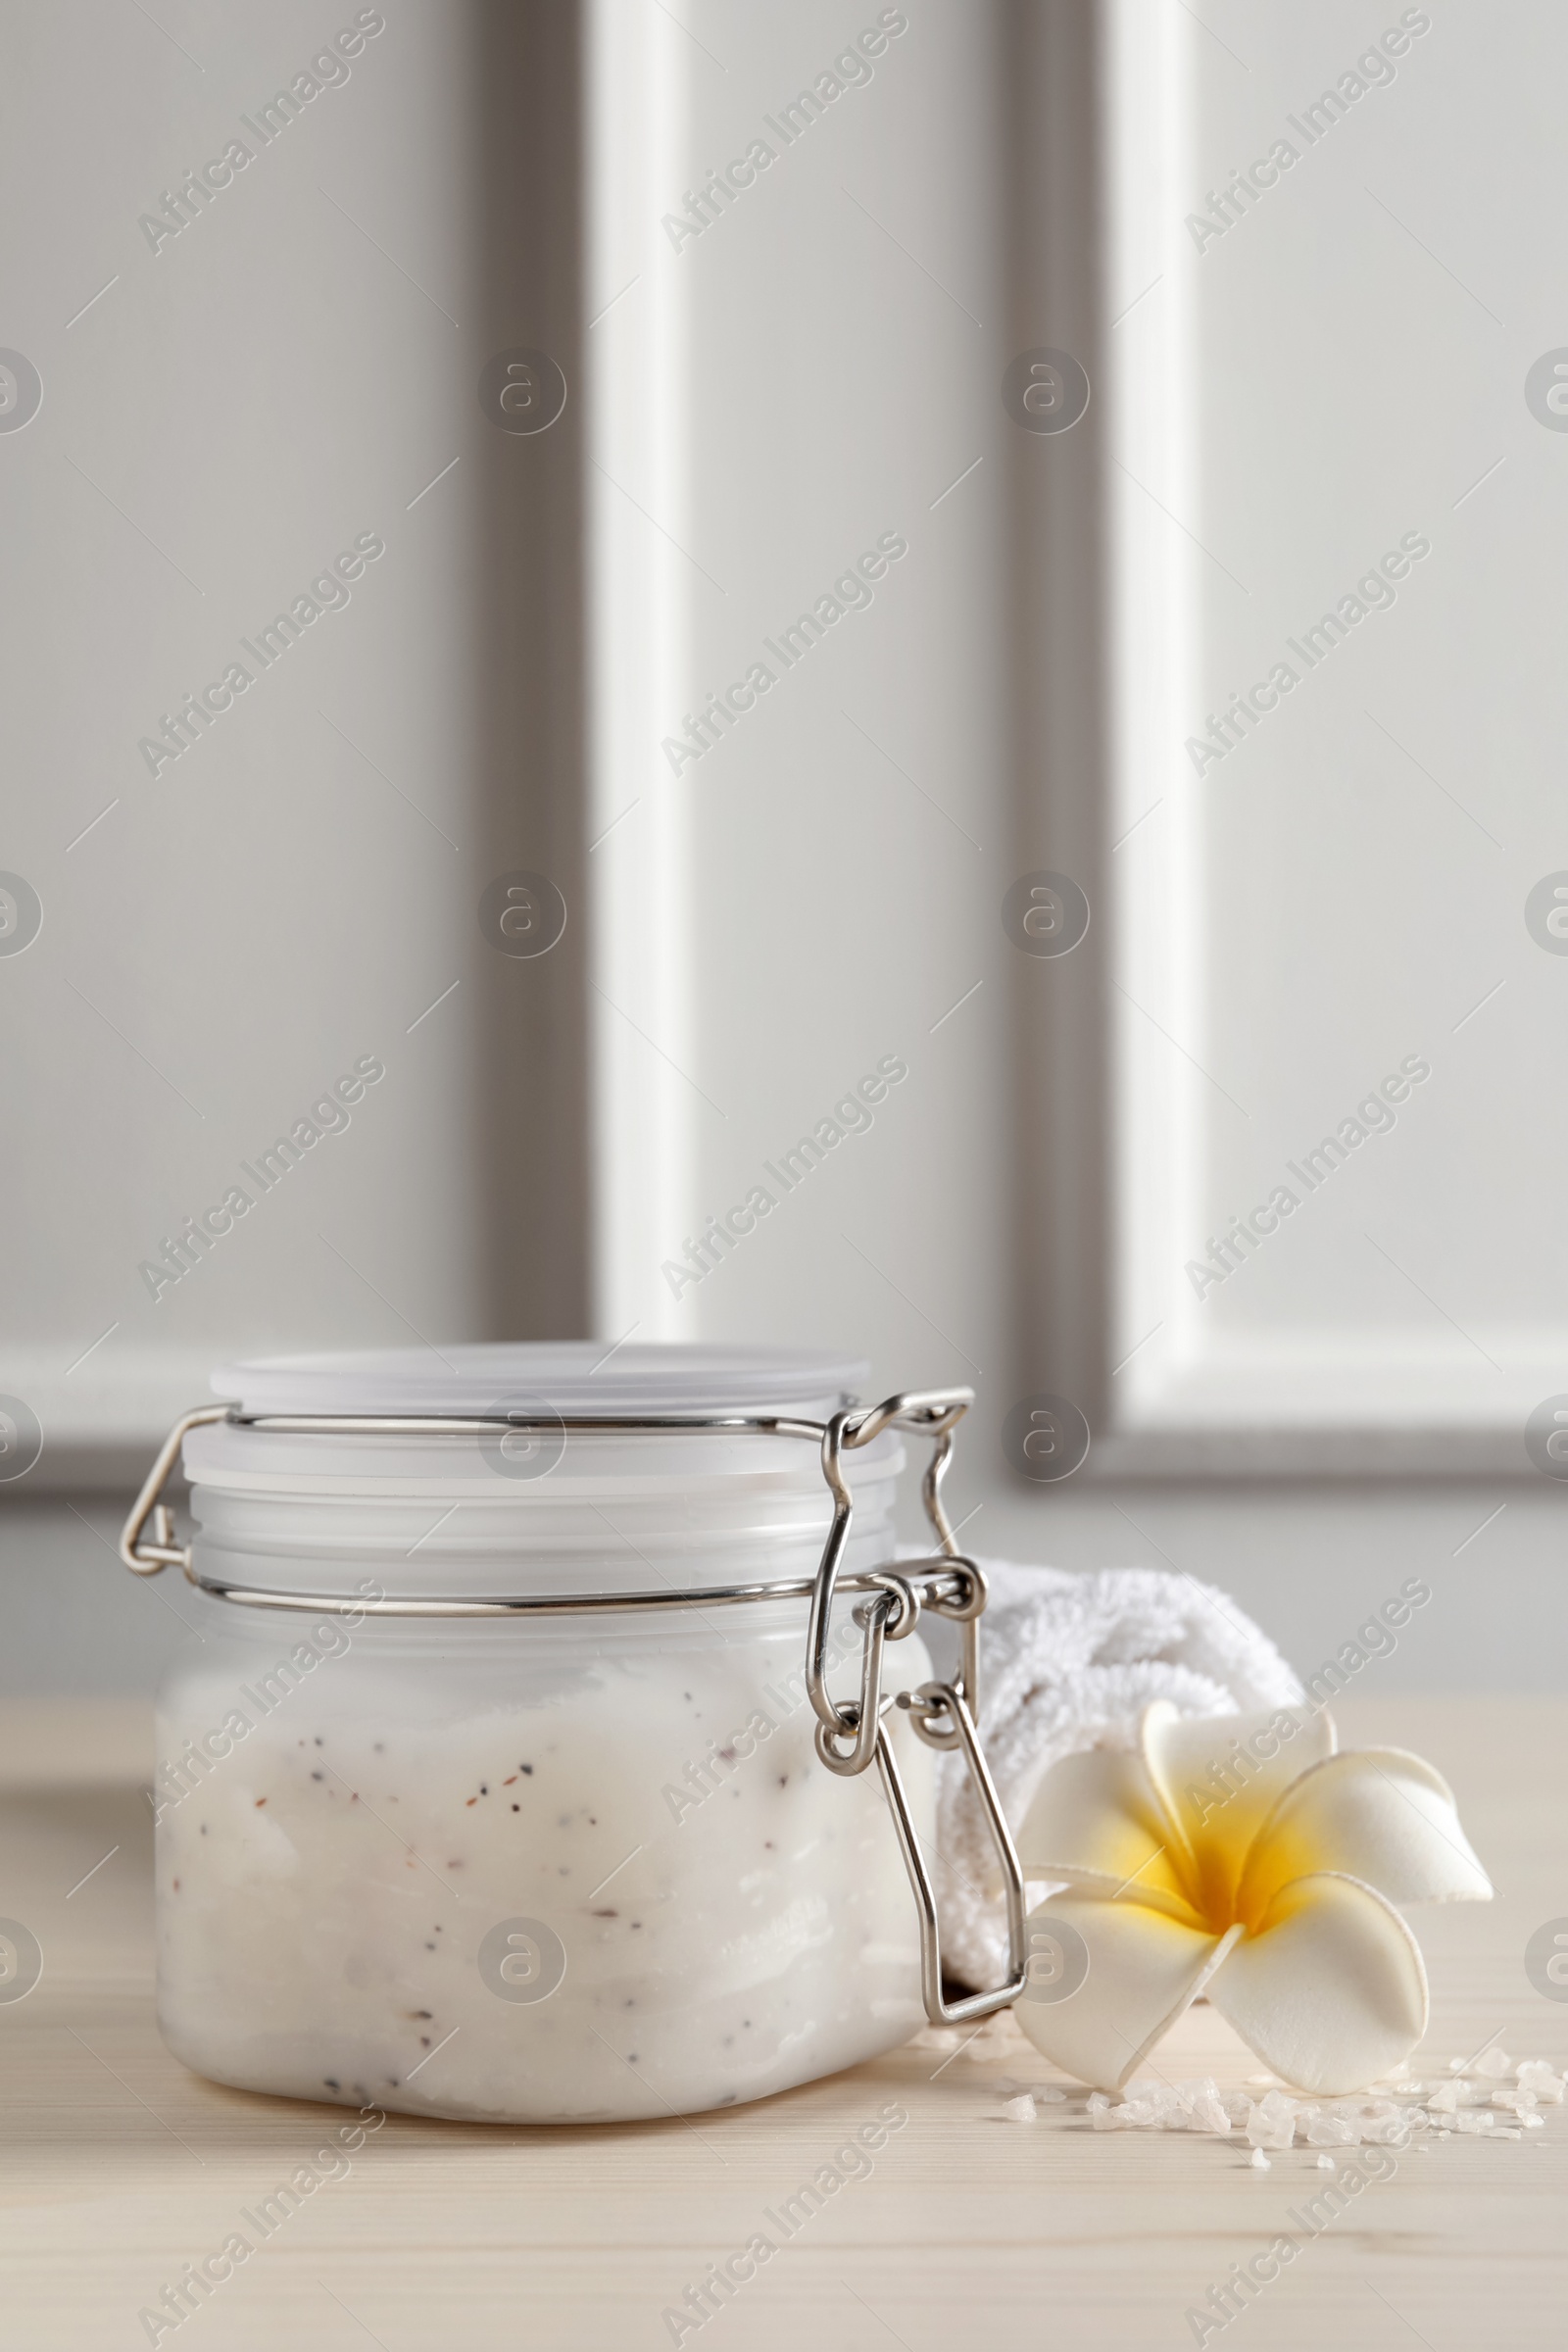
[1477,2047,1512,2079]
[914,2027,959,2051]
[1315,2155,1336,2171]
[1118,2100,1165,2130]
[1250,2097,1298,2154]
[1304,2112,1359,2146]
[1056,2057,1564,2154]
[1177,2079,1232,2135]
[1246,2098,1298,2151]
[1447,2059,1467,2073]
[1362,2110,1417,2145]
[1001,2093,1037,2124]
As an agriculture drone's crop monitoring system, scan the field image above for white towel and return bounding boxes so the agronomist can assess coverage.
[926,1558,1305,1991]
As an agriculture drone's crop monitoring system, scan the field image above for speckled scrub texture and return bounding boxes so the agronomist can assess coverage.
[155,1610,936,2124]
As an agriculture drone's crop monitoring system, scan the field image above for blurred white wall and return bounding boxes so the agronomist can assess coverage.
[3,0,1562,1697]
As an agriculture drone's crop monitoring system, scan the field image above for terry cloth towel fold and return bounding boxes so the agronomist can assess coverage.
[929,1559,1305,1992]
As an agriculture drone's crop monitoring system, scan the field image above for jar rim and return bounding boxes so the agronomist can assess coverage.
[209,1341,870,1420]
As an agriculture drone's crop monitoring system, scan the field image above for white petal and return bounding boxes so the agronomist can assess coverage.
[1140,1698,1334,1893]
[1016,1743,1200,1926]
[1239,1747,1492,1919]
[1207,1871,1428,2095]
[1011,1894,1237,2092]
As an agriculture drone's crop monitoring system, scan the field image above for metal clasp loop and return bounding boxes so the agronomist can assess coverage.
[879,1684,1028,2026]
[800,1391,1024,2020]
[804,1391,970,1743]
[120,1403,231,1574]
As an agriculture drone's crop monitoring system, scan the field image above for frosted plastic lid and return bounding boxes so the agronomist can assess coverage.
[209,1342,869,1420]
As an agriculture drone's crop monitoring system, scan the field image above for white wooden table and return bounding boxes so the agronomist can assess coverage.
[1,1692,1562,2350]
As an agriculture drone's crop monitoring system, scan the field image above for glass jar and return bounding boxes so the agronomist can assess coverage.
[137,1345,959,2126]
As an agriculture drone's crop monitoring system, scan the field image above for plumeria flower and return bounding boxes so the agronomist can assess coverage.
[1012,1701,1491,2094]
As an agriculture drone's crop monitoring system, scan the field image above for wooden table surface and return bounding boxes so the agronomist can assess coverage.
[1,1692,1563,2351]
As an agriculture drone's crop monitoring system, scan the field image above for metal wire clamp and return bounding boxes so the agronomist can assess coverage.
[119,1387,1027,2026]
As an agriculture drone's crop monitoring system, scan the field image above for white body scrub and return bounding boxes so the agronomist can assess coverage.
[153,1346,936,2124]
